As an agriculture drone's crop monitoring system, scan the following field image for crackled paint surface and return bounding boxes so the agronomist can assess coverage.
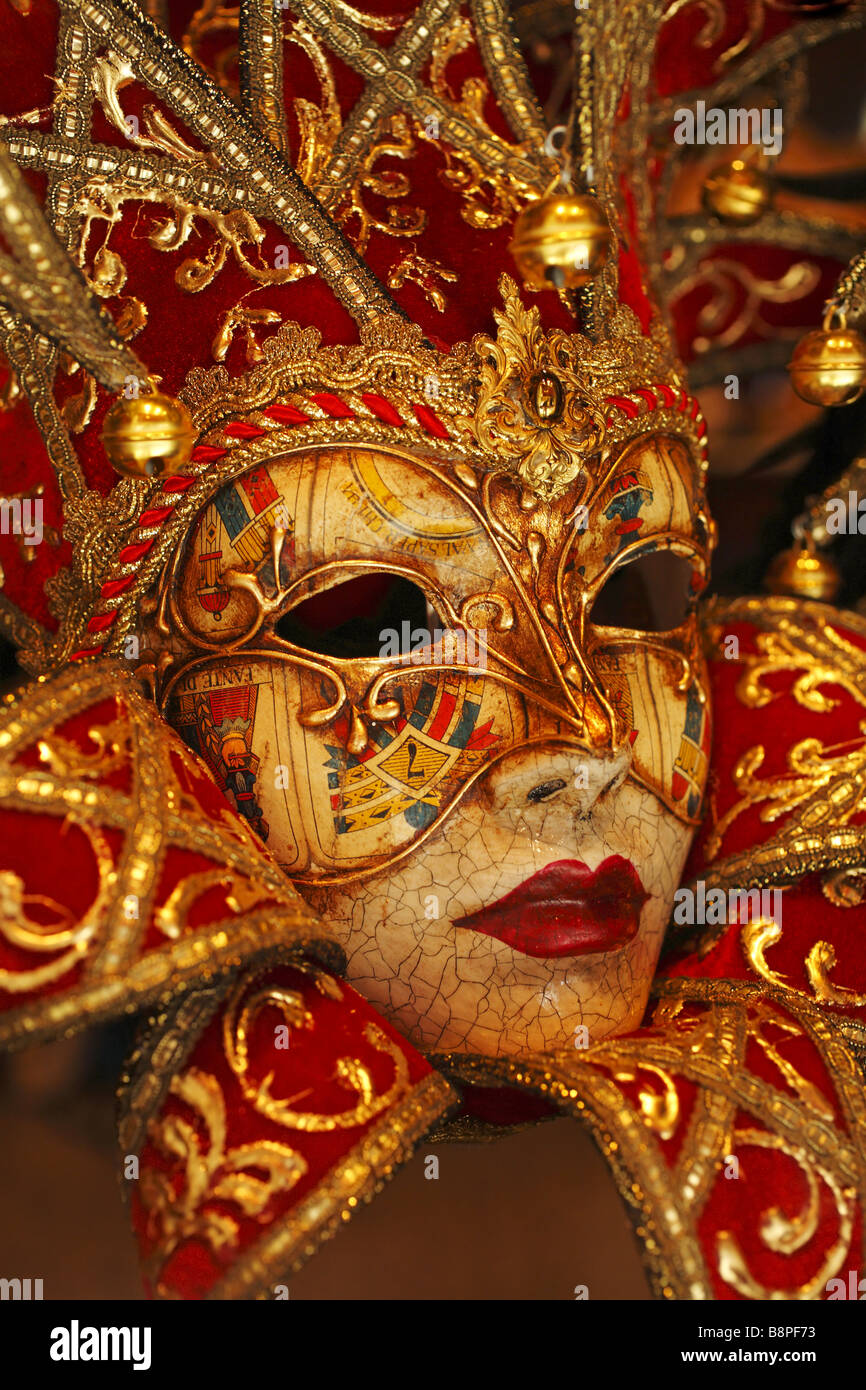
[155,444,711,1058]
[300,751,690,1054]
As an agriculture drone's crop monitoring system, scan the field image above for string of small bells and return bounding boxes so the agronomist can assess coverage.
[775,305,866,601]
[702,155,866,603]
[101,175,612,480]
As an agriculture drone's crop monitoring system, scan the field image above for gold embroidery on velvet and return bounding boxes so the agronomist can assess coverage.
[139,1065,308,1295]
[0,822,112,991]
[467,0,547,148]
[386,253,458,312]
[681,598,866,957]
[0,140,146,391]
[431,977,866,1301]
[223,967,411,1131]
[205,1070,457,1298]
[0,662,340,1049]
[715,1128,856,1301]
[7,0,395,321]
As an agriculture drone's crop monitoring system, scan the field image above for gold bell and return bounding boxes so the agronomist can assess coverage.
[701,157,772,227]
[102,390,196,479]
[764,536,841,602]
[787,309,866,408]
[509,187,610,292]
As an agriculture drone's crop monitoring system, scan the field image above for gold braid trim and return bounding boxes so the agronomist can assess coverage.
[0,908,337,1053]
[117,983,231,1169]
[467,0,548,149]
[0,139,146,390]
[433,1045,713,1300]
[432,976,866,1301]
[47,0,399,324]
[238,0,288,155]
[0,661,342,1050]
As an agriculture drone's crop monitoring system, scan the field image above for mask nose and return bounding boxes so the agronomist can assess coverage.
[481,742,633,837]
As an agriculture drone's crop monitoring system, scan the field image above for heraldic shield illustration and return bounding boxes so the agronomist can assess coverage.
[1,0,866,1319]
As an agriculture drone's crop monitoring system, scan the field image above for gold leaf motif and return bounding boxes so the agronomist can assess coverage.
[741,914,866,1012]
[92,52,210,164]
[114,296,148,340]
[90,244,127,298]
[805,941,866,1009]
[613,1062,680,1140]
[77,188,317,309]
[60,372,98,434]
[439,977,866,1302]
[707,734,866,863]
[37,716,130,778]
[420,103,531,233]
[749,1003,835,1120]
[687,601,866,962]
[334,112,426,254]
[177,239,227,294]
[0,664,335,1048]
[387,254,458,313]
[716,1130,855,1300]
[141,105,207,164]
[822,867,866,909]
[471,274,607,500]
[679,259,821,356]
[212,307,284,365]
[140,1066,307,1293]
[288,22,343,185]
[0,824,113,991]
[153,868,281,940]
[423,11,544,229]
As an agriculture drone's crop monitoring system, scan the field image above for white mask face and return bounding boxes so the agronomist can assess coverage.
[158,433,711,1056]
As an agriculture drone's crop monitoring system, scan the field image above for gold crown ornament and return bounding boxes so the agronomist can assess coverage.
[0,0,857,688]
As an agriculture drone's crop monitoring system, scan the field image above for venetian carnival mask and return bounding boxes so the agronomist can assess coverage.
[145,279,714,1057]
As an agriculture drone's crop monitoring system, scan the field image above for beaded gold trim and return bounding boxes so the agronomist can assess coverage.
[0,661,341,1050]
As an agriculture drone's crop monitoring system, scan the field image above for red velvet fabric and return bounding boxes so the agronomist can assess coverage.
[0,668,332,1039]
[668,608,866,1008]
[119,608,866,1300]
[0,0,856,639]
[132,960,446,1299]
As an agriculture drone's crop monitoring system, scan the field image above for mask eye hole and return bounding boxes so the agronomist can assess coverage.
[274,573,432,659]
[589,550,696,633]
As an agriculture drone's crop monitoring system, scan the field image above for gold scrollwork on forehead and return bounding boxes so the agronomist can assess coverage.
[471,277,608,502]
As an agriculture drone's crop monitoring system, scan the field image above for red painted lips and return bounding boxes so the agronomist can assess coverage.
[453,856,649,960]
